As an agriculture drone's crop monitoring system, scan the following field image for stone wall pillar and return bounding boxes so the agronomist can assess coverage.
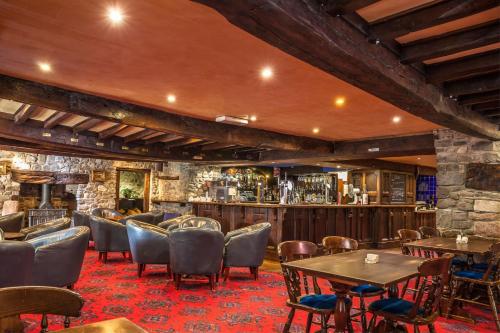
[435,129,500,238]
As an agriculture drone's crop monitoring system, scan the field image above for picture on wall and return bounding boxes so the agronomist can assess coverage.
[91,170,106,182]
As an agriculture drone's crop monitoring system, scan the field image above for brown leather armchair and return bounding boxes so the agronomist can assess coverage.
[126,220,170,277]
[120,211,165,226]
[89,216,130,263]
[91,208,123,219]
[0,240,35,287]
[26,226,90,288]
[72,211,92,241]
[21,217,71,241]
[0,212,25,232]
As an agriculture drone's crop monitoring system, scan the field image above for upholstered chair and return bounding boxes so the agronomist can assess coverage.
[26,226,90,288]
[167,217,221,232]
[21,217,71,241]
[120,211,165,226]
[157,214,194,230]
[0,240,35,287]
[0,212,25,232]
[222,222,271,281]
[89,216,130,263]
[90,208,123,220]
[169,228,224,290]
[126,220,171,277]
[72,211,92,241]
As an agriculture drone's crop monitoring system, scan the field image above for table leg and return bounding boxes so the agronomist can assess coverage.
[329,282,350,333]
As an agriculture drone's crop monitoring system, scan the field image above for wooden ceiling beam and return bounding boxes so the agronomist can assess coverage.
[72,118,102,133]
[201,142,237,151]
[401,21,500,64]
[480,109,500,117]
[426,50,500,84]
[14,104,37,124]
[43,111,73,129]
[144,133,182,145]
[0,75,333,153]
[370,0,499,41]
[123,128,158,143]
[471,101,500,112]
[194,0,499,140]
[164,138,203,149]
[458,90,500,105]
[322,0,377,15]
[98,123,127,139]
[445,73,500,97]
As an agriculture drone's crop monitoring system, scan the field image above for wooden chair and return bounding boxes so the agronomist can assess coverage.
[278,241,352,333]
[418,226,440,239]
[368,254,454,333]
[447,242,500,331]
[398,229,424,299]
[0,286,84,333]
[322,236,385,333]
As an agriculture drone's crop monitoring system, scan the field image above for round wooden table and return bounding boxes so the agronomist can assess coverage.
[3,232,26,241]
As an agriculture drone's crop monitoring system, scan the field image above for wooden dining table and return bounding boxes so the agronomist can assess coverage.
[282,250,427,332]
[56,317,147,332]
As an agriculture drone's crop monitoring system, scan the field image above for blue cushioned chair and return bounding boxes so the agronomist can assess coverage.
[368,254,453,333]
[323,236,385,333]
[448,242,500,331]
[278,240,353,333]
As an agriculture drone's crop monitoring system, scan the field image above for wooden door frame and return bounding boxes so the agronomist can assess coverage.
[115,168,151,212]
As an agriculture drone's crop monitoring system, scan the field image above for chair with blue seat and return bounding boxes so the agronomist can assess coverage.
[278,240,353,333]
[322,236,385,333]
[368,253,453,333]
[447,242,500,331]
[398,229,425,299]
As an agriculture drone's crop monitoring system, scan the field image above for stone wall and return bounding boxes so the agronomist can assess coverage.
[435,129,500,238]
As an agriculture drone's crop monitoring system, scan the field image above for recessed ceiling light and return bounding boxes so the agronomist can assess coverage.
[38,62,52,73]
[336,165,341,168]
[334,97,346,107]
[249,115,257,122]
[260,66,273,80]
[392,116,401,123]
[417,157,421,160]
[166,94,176,103]
[106,6,124,25]
[271,162,276,164]
[312,127,320,134]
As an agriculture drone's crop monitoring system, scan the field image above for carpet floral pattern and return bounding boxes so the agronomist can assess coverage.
[24,250,497,332]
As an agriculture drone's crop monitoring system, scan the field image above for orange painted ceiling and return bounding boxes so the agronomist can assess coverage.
[0,0,440,142]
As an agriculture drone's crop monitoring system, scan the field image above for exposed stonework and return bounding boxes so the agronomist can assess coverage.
[435,129,500,238]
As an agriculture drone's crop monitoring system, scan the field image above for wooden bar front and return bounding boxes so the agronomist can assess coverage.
[192,202,436,251]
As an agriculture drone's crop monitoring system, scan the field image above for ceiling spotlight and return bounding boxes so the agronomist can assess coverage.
[249,115,257,122]
[121,145,129,150]
[334,97,346,107]
[37,62,52,73]
[166,94,176,104]
[106,6,124,25]
[392,116,401,124]
[336,165,341,168]
[42,130,51,137]
[96,141,104,147]
[260,66,273,80]
[70,135,79,143]
[312,127,320,134]
[417,157,421,160]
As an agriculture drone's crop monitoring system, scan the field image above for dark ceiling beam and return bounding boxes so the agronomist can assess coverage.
[164,138,203,149]
[0,75,333,153]
[144,133,182,145]
[72,118,102,133]
[194,0,499,140]
[445,73,500,97]
[370,0,499,41]
[481,109,500,117]
[401,20,500,64]
[123,128,157,143]
[201,142,237,151]
[458,90,500,105]
[14,104,37,124]
[43,111,73,129]
[333,159,420,174]
[98,124,127,140]
[470,101,500,112]
[426,50,500,84]
[322,0,377,15]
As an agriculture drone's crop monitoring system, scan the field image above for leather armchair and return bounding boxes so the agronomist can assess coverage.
[89,216,130,263]
[167,217,221,232]
[0,240,35,287]
[0,212,25,232]
[26,226,90,288]
[120,211,165,226]
[21,218,71,241]
[223,222,272,281]
[72,211,92,241]
[169,228,224,290]
[91,208,123,219]
[158,215,194,230]
[126,220,170,277]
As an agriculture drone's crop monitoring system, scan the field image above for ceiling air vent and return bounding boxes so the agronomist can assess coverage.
[215,115,249,126]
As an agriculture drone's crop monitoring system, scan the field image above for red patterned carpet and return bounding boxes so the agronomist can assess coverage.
[24,249,497,332]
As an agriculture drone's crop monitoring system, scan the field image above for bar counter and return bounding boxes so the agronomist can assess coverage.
[190,202,436,251]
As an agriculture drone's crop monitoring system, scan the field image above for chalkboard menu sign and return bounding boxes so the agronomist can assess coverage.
[390,173,406,203]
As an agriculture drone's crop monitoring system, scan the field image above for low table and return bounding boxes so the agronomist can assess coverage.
[282,250,427,332]
[3,232,26,241]
[56,318,147,332]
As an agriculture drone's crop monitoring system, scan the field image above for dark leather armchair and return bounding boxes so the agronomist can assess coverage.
[167,217,221,232]
[0,240,34,287]
[120,211,165,226]
[26,226,90,288]
[126,220,170,277]
[158,214,194,230]
[0,212,25,232]
[89,216,130,263]
[91,208,123,219]
[169,228,224,290]
[223,222,271,281]
[72,211,92,241]
[21,218,71,241]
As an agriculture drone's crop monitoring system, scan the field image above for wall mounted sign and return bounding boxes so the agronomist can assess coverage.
[91,170,106,182]
[466,163,500,192]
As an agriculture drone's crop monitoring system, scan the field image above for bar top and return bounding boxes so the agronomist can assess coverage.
[184,201,419,208]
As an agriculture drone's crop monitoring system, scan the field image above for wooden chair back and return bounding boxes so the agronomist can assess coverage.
[418,226,440,239]
[278,240,318,263]
[0,286,84,332]
[482,242,500,281]
[397,229,421,256]
[322,236,358,254]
